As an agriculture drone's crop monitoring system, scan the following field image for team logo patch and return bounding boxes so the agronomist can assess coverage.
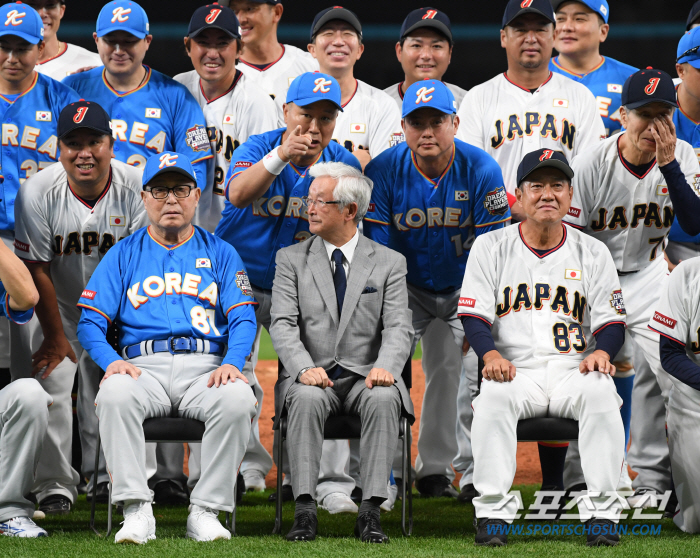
[223,114,235,124]
[235,270,254,297]
[35,111,51,122]
[234,161,252,169]
[205,8,222,23]
[656,184,669,196]
[367,203,376,212]
[653,311,676,329]
[389,132,404,147]
[159,153,178,168]
[600,4,608,16]
[607,83,622,93]
[567,206,581,218]
[81,289,96,300]
[196,258,211,269]
[110,216,125,226]
[422,9,438,19]
[455,191,469,201]
[5,9,25,26]
[565,269,581,280]
[111,7,131,23]
[483,187,509,216]
[145,108,161,119]
[692,174,700,195]
[609,290,626,315]
[553,99,569,108]
[645,78,660,95]
[186,125,209,152]
[73,107,88,123]
[415,86,435,104]
[313,77,332,94]
[13,239,28,252]
[459,297,476,308]
[351,123,366,133]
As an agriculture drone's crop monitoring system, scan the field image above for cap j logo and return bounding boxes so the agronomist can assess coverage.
[205,8,222,23]
[111,7,131,23]
[159,153,178,168]
[645,78,660,95]
[539,149,554,161]
[520,0,534,7]
[5,9,25,26]
[422,9,438,19]
[313,77,332,93]
[415,86,435,104]
[73,107,88,123]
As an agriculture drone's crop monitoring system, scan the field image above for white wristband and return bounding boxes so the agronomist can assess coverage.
[262,147,289,176]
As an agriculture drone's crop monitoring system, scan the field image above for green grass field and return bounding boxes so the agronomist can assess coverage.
[5,486,695,557]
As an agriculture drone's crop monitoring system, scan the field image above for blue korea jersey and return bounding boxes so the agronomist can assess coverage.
[215,128,361,290]
[0,281,33,324]
[363,138,511,292]
[670,100,700,244]
[77,226,257,371]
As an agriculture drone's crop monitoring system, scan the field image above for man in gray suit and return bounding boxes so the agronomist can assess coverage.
[270,162,414,543]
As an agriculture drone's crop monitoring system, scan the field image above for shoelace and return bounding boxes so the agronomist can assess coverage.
[120,507,153,527]
[295,513,314,528]
[359,512,381,530]
[191,507,221,525]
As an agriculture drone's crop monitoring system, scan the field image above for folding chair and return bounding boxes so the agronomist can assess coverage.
[272,359,414,536]
[89,417,238,537]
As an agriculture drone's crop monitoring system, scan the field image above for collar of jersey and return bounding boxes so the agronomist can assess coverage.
[200,70,243,104]
[289,152,323,176]
[0,72,38,104]
[502,71,553,93]
[67,168,112,210]
[518,222,567,259]
[342,80,359,108]
[411,144,455,188]
[147,225,195,250]
[676,85,700,126]
[239,44,286,72]
[551,56,605,79]
[616,135,657,179]
[102,65,152,97]
[38,41,68,66]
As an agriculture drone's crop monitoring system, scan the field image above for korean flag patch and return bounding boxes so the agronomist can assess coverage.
[455,191,469,201]
[196,258,211,269]
[36,111,52,122]
[145,108,161,119]
[607,84,622,93]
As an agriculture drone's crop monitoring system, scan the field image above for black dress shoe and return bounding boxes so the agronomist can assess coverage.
[354,511,389,543]
[285,512,317,541]
[457,483,476,504]
[38,495,71,515]
[350,486,363,504]
[153,480,189,506]
[474,517,507,546]
[268,484,294,503]
[86,482,110,504]
[585,518,620,546]
[416,474,458,498]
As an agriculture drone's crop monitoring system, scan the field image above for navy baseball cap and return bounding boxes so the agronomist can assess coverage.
[0,3,44,44]
[517,149,574,186]
[400,7,451,43]
[502,0,555,28]
[688,0,700,30]
[96,0,149,39]
[677,28,700,68]
[143,152,197,188]
[402,79,456,118]
[552,0,609,24]
[310,6,361,41]
[621,68,677,110]
[188,3,240,39]
[286,72,343,111]
[58,100,112,140]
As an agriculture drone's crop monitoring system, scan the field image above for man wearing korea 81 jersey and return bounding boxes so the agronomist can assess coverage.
[62,0,212,190]
[363,80,511,493]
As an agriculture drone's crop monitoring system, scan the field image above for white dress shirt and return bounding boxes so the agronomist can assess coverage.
[323,229,359,280]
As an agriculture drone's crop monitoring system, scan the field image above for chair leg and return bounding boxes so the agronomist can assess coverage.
[225,508,235,536]
[89,433,102,536]
[272,425,284,535]
[107,481,113,537]
[401,417,413,536]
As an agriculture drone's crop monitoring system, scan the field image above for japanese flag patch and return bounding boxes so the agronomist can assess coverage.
[145,108,161,119]
[351,123,366,133]
[565,269,581,280]
[110,216,125,226]
[656,184,669,196]
[553,99,569,108]
[455,191,469,201]
[223,114,235,125]
[235,270,254,297]
[35,111,52,122]
[196,258,211,269]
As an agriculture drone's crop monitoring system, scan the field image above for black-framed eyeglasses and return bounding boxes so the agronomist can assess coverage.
[301,196,341,208]
[677,45,700,62]
[146,186,194,199]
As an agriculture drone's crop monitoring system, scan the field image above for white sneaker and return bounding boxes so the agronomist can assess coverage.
[115,501,156,544]
[617,460,633,492]
[627,487,659,509]
[381,483,398,512]
[187,504,231,541]
[243,470,267,492]
[0,516,48,537]
[319,492,358,514]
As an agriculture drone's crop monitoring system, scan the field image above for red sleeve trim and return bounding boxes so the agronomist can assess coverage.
[648,325,685,346]
[457,312,492,326]
[225,301,258,316]
[76,303,112,324]
[593,320,627,336]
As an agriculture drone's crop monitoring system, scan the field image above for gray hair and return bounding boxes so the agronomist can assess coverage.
[309,162,373,224]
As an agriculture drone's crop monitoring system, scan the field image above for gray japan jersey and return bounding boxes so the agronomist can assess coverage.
[13,159,148,323]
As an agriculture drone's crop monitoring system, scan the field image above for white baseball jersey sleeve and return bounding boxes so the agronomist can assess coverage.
[333,79,403,157]
[565,134,700,271]
[13,159,147,323]
[174,69,279,231]
[458,224,626,371]
[456,72,606,194]
[384,81,467,111]
[238,44,318,124]
[36,43,102,81]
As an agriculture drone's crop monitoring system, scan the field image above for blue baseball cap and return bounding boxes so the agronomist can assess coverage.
[143,152,197,188]
[96,0,149,39]
[0,3,44,44]
[678,27,700,69]
[552,0,609,24]
[402,79,456,118]
[502,0,555,28]
[286,72,343,111]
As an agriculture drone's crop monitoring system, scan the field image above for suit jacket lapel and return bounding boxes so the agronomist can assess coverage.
[336,236,375,343]
[308,236,340,326]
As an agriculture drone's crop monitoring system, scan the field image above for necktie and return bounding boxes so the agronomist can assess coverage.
[332,248,346,315]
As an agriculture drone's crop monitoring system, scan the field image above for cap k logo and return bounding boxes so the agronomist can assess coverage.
[205,9,222,23]
[5,9,25,26]
[111,7,131,23]
[313,77,332,93]
[159,153,179,168]
[415,86,435,104]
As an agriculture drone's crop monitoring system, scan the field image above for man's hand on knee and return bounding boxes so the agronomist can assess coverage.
[482,350,516,382]
[300,367,334,389]
[208,364,249,388]
[100,360,142,386]
[579,350,616,376]
[365,368,395,389]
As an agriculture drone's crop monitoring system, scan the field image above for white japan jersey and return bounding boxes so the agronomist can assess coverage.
[237,44,318,123]
[36,42,102,81]
[334,79,403,157]
[174,69,278,231]
[458,224,626,370]
[13,159,147,323]
[565,134,700,272]
[384,81,467,111]
[456,72,606,194]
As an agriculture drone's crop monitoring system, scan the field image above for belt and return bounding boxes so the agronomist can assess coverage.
[417,285,459,295]
[617,270,639,276]
[122,336,225,359]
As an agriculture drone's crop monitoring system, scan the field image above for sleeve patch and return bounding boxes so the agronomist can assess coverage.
[186,125,210,152]
[459,297,476,308]
[367,203,376,212]
[653,311,676,329]
[483,187,509,216]
[235,161,252,169]
[81,289,96,300]
[13,239,29,252]
[389,132,405,147]
[692,174,700,196]
[567,206,581,218]
[610,290,626,316]
[235,270,254,297]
